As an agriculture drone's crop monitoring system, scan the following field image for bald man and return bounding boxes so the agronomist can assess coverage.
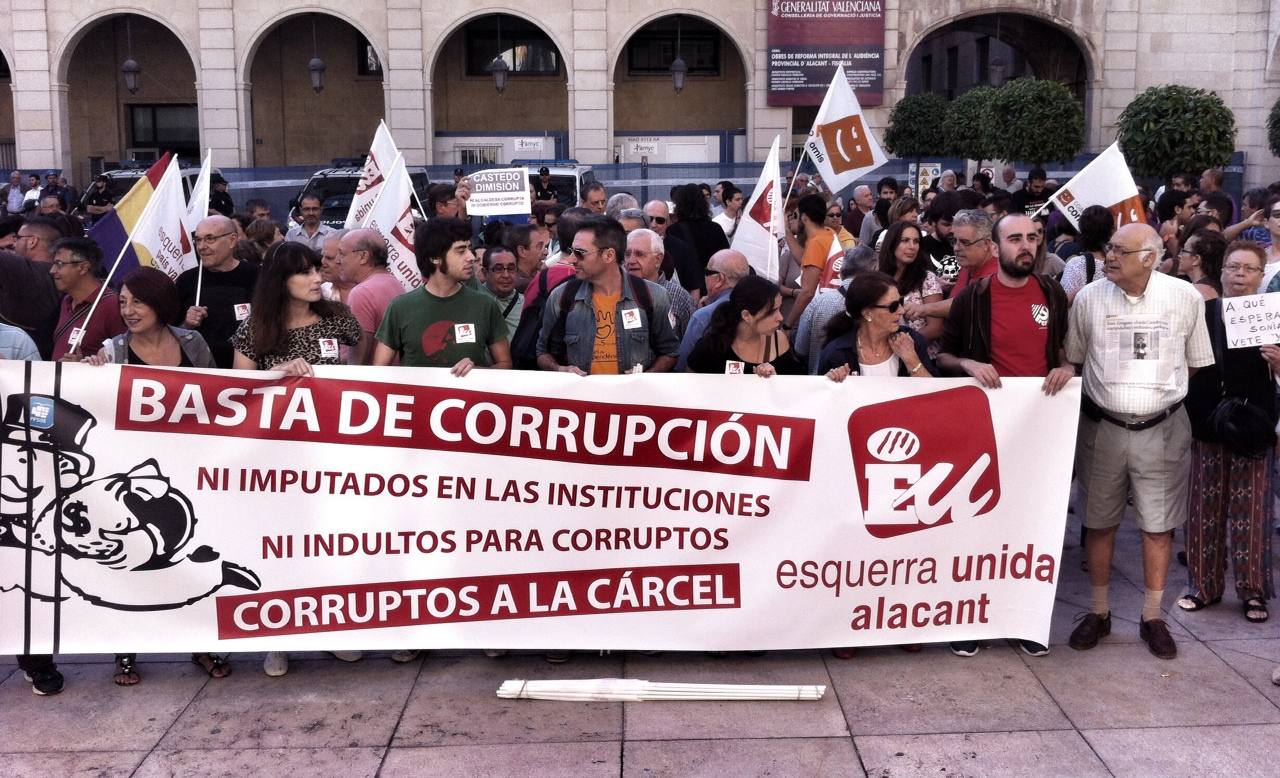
[1065,222,1213,660]
[177,215,260,368]
[676,248,751,371]
[339,227,404,364]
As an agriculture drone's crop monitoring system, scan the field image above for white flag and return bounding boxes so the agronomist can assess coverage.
[183,151,211,235]
[803,65,888,193]
[731,136,783,282]
[1046,142,1146,230]
[362,153,421,291]
[133,155,197,280]
[345,120,400,229]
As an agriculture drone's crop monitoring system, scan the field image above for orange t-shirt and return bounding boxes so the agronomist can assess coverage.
[591,290,621,374]
[801,228,837,273]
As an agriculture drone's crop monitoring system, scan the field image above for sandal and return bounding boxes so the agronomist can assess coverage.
[1176,594,1221,612]
[1244,598,1269,623]
[113,654,140,686]
[191,652,232,679]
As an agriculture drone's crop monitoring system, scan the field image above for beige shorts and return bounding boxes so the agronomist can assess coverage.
[1075,407,1192,534]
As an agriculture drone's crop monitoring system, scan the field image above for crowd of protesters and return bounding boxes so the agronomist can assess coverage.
[2,162,1280,696]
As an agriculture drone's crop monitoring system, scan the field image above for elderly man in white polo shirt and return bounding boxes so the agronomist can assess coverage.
[1065,222,1214,660]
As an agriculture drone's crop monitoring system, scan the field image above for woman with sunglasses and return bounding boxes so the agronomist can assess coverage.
[818,271,935,380]
[824,202,857,250]
[686,276,804,377]
[877,221,943,350]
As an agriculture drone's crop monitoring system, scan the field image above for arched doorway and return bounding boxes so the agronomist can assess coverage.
[0,53,14,169]
[64,14,198,184]
[430,14,569,165]
[613,14,748,163]
[247,13,386,166]
[904,13,1088,103]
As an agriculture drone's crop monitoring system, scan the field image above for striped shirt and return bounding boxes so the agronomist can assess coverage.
[1066,270,1213,416]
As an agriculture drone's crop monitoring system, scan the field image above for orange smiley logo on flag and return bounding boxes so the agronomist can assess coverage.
[816,115,875,174]
[1057,188,1075,206]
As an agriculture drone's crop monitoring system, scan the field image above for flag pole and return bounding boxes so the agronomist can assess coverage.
[780,147,814,211]
[68,205,157,357]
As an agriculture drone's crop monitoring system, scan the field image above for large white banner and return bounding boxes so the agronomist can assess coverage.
[0,363,1079,654]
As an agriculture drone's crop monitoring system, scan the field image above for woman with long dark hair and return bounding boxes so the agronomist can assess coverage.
[231,242,361,677]
[877,221,943,348]
[231,241,361,376]
[818,271,935,380]
[686,276,804,376]
[667,183,729,271]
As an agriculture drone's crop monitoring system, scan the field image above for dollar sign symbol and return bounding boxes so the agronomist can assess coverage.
[63,500,90,536]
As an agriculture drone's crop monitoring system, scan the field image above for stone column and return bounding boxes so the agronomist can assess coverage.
[10,2,58,169]
[750,0,790,161]
[385,0,428,165]
[197,0,241,168]
[570,0,610,163]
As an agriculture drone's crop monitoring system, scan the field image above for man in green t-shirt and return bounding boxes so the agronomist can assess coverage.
[373,218,511,374]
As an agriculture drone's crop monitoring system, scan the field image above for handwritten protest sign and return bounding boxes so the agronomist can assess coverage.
[1222,293,1280,348]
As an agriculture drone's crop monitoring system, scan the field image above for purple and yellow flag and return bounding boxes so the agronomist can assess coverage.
[87,153,171,281]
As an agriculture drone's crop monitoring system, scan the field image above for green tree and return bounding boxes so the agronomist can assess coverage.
[883,92,949,163]
[987,78,1084,164]
[1267,95,1280,158]
[1116,85,1235,180]
[942,86,997,161]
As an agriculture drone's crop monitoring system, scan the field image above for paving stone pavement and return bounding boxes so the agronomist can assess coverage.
[4,512,1280,777]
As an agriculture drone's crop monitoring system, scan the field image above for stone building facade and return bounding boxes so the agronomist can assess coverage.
[0,0,1277,186]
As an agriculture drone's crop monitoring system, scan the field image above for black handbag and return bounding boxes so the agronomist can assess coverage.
[1208,304,1276,459]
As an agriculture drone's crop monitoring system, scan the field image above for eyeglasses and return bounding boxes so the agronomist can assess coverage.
[488,264,517,274]
[869,300,903,313]
[954,236,989,248]
[648,216,668,225]
[1269,211,1280,219]
[192,232,234,245]
[826,211,842,219]
[50,258,88,269]
[704,268,723,277]
[1103,243,1152,258]
[1224,262,1264,273]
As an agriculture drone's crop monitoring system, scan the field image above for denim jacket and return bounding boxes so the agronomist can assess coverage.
[536,270,680,373]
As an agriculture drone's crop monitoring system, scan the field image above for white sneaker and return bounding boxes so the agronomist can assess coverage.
[263,651,289,677]
[390,649,422,663]
[329,651,362,662]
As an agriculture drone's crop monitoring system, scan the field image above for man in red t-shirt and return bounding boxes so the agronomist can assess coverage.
[935,212,1074,658]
